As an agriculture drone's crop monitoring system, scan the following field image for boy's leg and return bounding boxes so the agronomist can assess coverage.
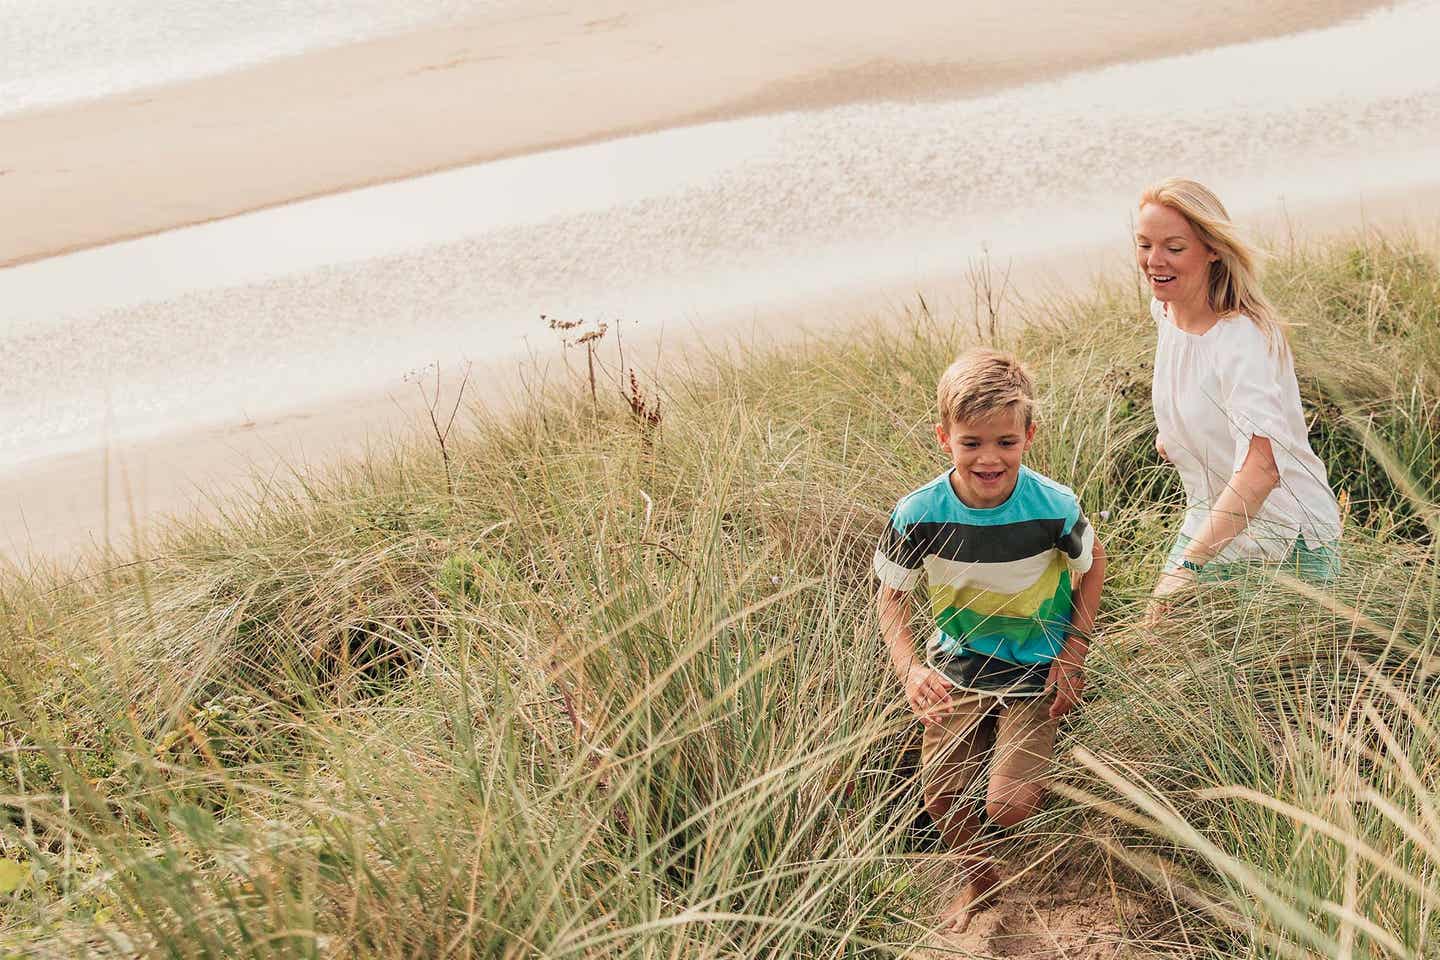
[986,694,1061,828]
[923,694,1062,934]
[919,693,1000,932]
[920,693,995,847]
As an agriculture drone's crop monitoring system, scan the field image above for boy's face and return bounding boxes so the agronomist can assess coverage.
[936,408,1035,509]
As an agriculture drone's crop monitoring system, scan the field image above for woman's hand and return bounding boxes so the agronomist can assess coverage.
[1153,563,1198,598]
[1156,435,1170,461]
[904,664,953,725]
[1145,563,1198,625]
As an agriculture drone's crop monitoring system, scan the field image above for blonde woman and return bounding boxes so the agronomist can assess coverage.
[1138,178,1341,600]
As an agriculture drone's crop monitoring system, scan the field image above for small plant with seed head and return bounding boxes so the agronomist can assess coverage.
[543,314,610,417]
[624,368,662,437]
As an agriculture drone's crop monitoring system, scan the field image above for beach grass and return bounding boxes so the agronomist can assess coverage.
[2,231,1439,958]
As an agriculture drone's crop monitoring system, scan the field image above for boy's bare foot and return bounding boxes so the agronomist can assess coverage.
[937,864,1001,934]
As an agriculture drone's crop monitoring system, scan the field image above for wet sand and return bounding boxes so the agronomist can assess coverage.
[0,0,1386,268]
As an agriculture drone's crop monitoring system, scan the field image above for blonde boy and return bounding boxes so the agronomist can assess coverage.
[874,348,1106,932]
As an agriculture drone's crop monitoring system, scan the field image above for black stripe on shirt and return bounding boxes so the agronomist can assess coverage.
[929,649,1049,696]
[1056,517,1090,561]
[884,518,1067,566]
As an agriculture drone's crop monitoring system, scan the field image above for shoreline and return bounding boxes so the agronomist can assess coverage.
[0,0,1388,268]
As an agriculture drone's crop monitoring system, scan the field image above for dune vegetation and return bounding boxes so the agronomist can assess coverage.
[2,233,1439,958]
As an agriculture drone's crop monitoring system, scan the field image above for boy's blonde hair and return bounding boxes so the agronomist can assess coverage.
[936,348,1035,429]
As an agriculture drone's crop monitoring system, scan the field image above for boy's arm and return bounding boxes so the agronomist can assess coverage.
[878,585,952,725]
[1048,536,1106,720]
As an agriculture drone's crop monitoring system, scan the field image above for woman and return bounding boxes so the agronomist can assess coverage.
[1138,177,1341,598]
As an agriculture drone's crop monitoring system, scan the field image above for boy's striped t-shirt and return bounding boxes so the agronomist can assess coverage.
[874,466,1095,694]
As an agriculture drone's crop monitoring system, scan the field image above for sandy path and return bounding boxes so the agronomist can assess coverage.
[933,874,1154,959]
[0,0,1386,268]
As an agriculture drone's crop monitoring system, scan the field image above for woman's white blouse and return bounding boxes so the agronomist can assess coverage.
[1150,298,1341,561]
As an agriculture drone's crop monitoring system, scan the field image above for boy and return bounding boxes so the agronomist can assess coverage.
[874,347,1106,933]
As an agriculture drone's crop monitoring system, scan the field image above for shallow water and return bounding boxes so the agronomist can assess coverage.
[0,0,535,115]
[1,0,1438,466]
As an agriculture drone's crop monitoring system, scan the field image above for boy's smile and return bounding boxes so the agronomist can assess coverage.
[936,408,1035,509]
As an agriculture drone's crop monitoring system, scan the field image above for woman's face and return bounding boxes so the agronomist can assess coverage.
[1135,202,1217,309]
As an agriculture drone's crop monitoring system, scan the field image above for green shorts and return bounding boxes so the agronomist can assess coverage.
[1164,532,1340,585]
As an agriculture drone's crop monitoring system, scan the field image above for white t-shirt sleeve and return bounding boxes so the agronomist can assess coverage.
[1149,297,1166,326]
[1057,504,1096,577]
[1221,322,1291,473]
[1054,489,1094,578]
[874,507,924,591]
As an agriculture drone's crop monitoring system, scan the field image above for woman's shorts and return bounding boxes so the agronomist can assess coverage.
[1163,531,1341,585]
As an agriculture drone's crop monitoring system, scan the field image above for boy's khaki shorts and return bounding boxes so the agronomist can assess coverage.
[920,691,1059,806]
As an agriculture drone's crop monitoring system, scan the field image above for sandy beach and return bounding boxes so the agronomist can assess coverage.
[0,0,1386,267]
[4,0,1436,567]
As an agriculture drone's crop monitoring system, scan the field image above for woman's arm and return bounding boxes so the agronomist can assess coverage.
[1155,434,1280,595]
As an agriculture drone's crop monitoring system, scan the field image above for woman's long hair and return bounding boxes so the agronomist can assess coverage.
[1140,177,1289,350]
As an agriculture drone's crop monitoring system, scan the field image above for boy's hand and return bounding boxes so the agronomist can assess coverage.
[1046,644,1086,720]
[904,665,953,725]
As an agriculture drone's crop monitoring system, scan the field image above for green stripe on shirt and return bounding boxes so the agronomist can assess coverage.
[933,572,1074,664]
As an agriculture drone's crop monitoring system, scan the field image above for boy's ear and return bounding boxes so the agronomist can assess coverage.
[1024,421,1037,446]
[934,421,948,450]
